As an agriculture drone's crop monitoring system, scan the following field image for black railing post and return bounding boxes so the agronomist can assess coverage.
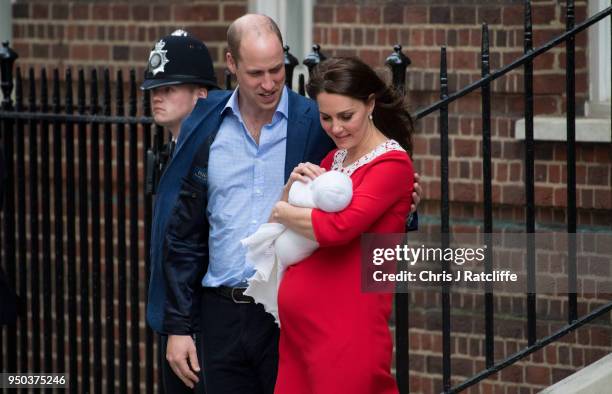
[303,44,327,77]
[90,68,103,394]
[480,22,495,369]
[142,87,155,393]
[298,73,306,96]
[15,67,29,374]
[77,68,91,393]
[385,45,411,95]
[384,43,411,394]
[62,68,74,389]
[284,45,299,90]
[103,68,116,393]
[523,0,537,347]
[0,41,18,110]
[0,40,18,373]
[439,46,452,393]
[128,69,141,394]
[116,69,128,394]
[565,0,578,324]
[28,67,42,373]
[39,67,53,382]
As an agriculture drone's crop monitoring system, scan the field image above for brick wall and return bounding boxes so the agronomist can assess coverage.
[11,0,248,85]
[404,292,612,394]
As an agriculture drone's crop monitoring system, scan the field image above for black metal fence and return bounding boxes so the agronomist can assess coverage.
[1,0,611,393]
[413,2,612,392]
[0,62,159,392]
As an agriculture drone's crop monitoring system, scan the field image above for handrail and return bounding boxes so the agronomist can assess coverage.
[451,301,612,393]
[414,5,612,120]
[0,111,153,124]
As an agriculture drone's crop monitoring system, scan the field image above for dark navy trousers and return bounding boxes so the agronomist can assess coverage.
[199,289,280,394]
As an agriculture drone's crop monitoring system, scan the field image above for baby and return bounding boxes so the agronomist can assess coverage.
[241,171,353,324]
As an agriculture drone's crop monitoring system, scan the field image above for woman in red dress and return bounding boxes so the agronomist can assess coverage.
[270,57,414,394]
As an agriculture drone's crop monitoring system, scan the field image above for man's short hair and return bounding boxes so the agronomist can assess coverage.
[227,14,283,64]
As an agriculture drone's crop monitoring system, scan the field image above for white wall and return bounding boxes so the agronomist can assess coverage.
[586,0,611,117]
[0,0,12,44]
[248,0,313,59]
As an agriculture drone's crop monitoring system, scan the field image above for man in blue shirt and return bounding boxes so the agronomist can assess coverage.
[203,15,329,393]
[148,14,333,393]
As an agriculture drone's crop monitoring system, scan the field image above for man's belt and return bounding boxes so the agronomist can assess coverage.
[204,286,254,304]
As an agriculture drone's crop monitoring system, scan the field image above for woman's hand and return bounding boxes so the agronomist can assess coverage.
[281,162,326,202]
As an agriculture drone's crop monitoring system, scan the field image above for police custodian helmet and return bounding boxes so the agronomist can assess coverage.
[141,29,218,90]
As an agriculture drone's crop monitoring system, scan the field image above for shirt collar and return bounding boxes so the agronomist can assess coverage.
[221,86,289,123]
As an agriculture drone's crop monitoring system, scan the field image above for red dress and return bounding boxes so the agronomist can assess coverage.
[275,141,414,394]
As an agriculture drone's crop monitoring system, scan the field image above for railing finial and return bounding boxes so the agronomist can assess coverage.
[481,23,490,63]
[0,41,19,110]
[440,46,448,96]
[283,45,299,90]
[303,44,327,76]
[524,0,533,46]
[385,44,412,95]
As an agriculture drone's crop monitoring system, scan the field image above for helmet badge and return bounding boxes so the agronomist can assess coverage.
[148,40,169,76]
[171,29,189,37]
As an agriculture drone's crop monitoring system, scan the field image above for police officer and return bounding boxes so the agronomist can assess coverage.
[141,29,217,393]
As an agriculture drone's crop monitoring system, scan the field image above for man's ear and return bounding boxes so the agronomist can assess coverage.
[197,87,208,99]
[226,51,237,74]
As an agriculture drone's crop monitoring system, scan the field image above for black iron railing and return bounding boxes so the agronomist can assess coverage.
[0,63,158,392]
[404,1,612,393]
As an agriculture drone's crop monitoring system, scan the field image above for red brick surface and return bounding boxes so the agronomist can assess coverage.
[12,0,248,80]
[404,290,612,393]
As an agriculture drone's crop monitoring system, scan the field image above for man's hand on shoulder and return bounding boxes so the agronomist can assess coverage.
[411,172,422,213]
[167,334,201,389]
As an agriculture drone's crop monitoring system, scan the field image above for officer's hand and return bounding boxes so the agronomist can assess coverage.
[411,172,422,213]
[167,334,200,389]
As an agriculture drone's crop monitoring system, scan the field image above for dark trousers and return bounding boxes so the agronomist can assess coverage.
[199,289,280,394]
[159,334,206,394]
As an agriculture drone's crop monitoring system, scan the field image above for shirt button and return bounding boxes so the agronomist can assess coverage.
[251,220,257,225]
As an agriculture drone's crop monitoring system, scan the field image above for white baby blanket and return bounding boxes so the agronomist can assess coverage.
[241,170,353,325]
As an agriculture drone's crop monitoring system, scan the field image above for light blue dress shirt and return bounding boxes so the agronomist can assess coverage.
[202,87,289,287]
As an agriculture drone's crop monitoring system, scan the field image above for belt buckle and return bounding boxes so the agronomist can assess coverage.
[231,287,250,304]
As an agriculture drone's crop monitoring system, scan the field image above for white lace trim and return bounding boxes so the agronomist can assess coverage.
[331,139,405,176]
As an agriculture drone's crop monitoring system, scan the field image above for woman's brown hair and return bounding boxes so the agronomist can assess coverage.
[306,57,413,154]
